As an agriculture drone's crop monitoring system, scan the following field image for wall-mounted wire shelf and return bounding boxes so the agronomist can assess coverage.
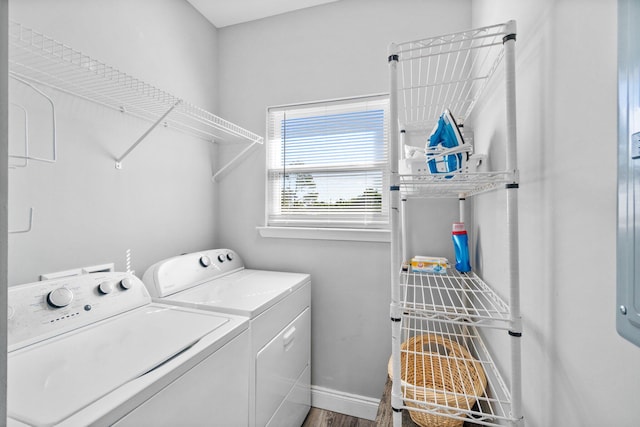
[401,269,510,328]
[399,171,516,198]
[397,318,515,427]
[8,21,263,173]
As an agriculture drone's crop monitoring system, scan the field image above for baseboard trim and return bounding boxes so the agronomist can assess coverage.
[311,385,380,421]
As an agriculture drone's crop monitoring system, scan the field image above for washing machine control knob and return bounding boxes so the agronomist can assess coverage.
[226,252,234,261]
[98,281,114,294]
[47,288,74,308]
[119,277,134,290]
[217,254,225,263]
[199,255,211,267]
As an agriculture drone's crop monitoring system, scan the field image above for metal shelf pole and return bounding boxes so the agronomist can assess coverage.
[388,43,403,427]
[400,130,408,264]
[503,20,524,426]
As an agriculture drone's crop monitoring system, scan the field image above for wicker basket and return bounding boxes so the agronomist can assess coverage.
[387,334,487,427]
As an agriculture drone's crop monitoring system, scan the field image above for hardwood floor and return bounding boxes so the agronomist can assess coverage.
[303,377,482,426]
[303,405,480,427]
[301,408,376,427]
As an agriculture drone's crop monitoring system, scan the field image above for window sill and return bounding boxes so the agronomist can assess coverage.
[257,226,391,242]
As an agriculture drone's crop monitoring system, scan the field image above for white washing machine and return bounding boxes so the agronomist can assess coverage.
[7,271,250,427]
[142,249,311,427]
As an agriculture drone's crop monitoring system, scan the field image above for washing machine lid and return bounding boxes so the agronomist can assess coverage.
[162,269,310,318]
[8,304,232,427]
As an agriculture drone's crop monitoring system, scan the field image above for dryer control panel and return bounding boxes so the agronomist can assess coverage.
[8,272,150,351]
[142,249,244,298]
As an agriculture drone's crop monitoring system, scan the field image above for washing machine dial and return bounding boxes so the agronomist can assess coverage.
[199,255,211,267]
[226,252,234,261]
[119,277,133,290]
[98,281,114,294]
[217,254,225,263]
[47,287,74,308]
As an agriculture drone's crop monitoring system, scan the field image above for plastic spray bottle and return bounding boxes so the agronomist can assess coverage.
[452,222,471,272]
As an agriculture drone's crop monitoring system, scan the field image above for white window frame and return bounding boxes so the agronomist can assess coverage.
[261,94,390,240]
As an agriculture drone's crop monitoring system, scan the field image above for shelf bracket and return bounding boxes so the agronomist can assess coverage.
[211,138,262,181]
[9,102,28,169]
[115,100,182,169]
[9,208,34,234]
[9,75,58,164]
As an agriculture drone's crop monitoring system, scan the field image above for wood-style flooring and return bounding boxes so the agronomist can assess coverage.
[303,376,482,426]
[302,407,376,427]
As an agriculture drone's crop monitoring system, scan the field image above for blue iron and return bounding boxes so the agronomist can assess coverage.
[426,109,471,175]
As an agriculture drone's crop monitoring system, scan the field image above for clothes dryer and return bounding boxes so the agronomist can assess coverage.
[143,249,311,427]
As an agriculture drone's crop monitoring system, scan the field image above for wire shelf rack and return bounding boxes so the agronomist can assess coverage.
[401,269,510,329]
[389,20,522,427]
[8,21,263,169]
[396,318,515,426]
[399,171,516,198]
[391,22,509,130]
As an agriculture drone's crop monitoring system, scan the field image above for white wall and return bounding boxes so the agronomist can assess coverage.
[472,0,640,426]
[8,0,220,284]
[216,0,471,411]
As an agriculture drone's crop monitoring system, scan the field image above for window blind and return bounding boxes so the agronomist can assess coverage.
[266,95,389,228]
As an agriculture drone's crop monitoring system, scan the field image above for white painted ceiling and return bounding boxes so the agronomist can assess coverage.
[186,0,340,28]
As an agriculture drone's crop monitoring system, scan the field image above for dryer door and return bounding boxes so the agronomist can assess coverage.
[255,308,311,427]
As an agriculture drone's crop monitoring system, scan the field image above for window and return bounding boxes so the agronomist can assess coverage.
[266,94,389,229]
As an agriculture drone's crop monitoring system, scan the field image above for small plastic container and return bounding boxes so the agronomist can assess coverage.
[452,222,471,272]
[410,256,448,274]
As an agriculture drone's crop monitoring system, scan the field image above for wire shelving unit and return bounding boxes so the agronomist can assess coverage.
[8,21,263,176]
[388,21,523,427]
